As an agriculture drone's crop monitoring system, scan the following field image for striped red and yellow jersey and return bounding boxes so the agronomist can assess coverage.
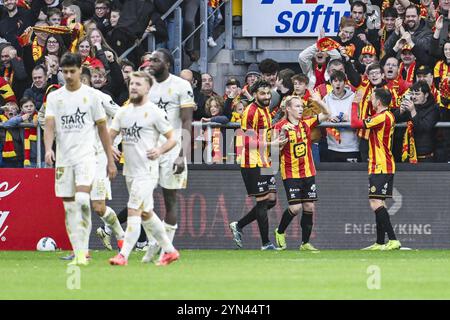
[240,102,272,168]
[273,117,318,180]
[357,82,399,140]
[364,110,396,174]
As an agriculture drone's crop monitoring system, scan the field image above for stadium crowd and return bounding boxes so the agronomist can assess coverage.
[2,0,450,167]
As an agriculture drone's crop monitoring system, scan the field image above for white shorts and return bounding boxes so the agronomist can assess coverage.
[55,159,96,198]
[126,175,158,212]
[90,152,112,201]
[158,153,188,190]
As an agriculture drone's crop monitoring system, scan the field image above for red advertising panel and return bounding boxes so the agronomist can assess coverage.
[0,169,70,250]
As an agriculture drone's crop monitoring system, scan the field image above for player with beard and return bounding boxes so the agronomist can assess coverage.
[229,79,287,250]
[109,71,179,266]
[140,48,195,263]
[44,52,117,266]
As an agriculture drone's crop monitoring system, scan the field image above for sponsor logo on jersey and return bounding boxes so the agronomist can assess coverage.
[61,108,87,130]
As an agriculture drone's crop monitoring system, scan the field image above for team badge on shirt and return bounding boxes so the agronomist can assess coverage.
[156,98,169,113]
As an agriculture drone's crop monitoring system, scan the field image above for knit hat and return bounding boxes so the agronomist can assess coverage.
[246,63,261,78]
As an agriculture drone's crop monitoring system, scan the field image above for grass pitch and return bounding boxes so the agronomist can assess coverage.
[1,249,450,300]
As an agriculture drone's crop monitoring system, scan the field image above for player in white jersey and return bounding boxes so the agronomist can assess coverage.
[90,91,125,251]
[44,53,117,266]
[109,71,180,266]
[143,48,195,262]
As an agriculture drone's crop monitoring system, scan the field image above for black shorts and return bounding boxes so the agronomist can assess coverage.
[282,176,318,204]
[368,174,394,199]
[241,167,275,197]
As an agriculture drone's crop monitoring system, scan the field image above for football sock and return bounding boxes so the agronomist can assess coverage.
[117,206,147,243]
[120,216,141,259]
[301,211,313,244]
[278,208,295,234]
[164,222,177,243]
[142,215,175,253]
[63,201,81,252]
[375,206,397,240]
[375,210,385,245]
[237,206,257,229]
[101,207,125,240]
[255,199,269,245]
[75,192,91,254]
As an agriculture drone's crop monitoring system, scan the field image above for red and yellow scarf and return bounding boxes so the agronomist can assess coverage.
[399,61,416,83]
[23,113,38,166]
[0,114,16,158]
[402,121,418,163]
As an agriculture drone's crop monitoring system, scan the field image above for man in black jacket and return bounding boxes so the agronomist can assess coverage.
[396,81,440,162]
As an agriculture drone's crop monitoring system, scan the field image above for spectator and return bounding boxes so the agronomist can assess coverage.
[76,36,104,69]
[1,44,29,99]
[397,81,440,162]
[201,72,218,97]
[230,95,247,123]
[224,77,241,100]
[202,95,229,124]
[120,59,135,84]
[0,101,23,168]
[332,16,365,65]
[259,58,280,111]
[87,28,117,70]
[46,7,63,26]
[207,0,226,48]
[0,0,43,53]
[384,5,433,68]
[323,70,360,162]
[242,63,260,100]
[299,39,342,90]
[180,69,206,121]
[314,59,359,98]
[92,0,111,35]
[2,96,40,167]
[23,64,55,111]
[372,6,398,58]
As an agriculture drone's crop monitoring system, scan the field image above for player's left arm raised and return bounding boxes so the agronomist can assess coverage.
[310,92,331,123]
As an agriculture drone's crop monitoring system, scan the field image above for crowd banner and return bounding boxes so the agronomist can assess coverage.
[242,0,351,37]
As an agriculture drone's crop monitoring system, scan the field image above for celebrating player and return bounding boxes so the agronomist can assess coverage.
[141,48,195,262]
[273,94,330,251]
[109,71,180,266]
[351,88,401,250]
[44,52,117,266]
[229,79,286,250]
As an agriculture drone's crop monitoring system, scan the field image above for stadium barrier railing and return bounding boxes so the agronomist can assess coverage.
[3,121,450,168]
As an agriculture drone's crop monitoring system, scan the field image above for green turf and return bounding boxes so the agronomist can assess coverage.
[1,249,450,299]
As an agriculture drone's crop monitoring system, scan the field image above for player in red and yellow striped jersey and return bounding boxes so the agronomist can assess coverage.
[272,94,330,251]
[351,88,401,251]
[229,80,287,250]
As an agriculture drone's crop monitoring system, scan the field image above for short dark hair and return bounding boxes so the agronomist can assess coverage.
[411,80,431,95]
[156,48,174,68]
[32,64,47,75]
[327,59,345,72]
[47,8,62,18]
[351,1,367,14]
[19,96,35,110]
[120,59,135,70]
[373,88,392,107]
[291,74,309,85]
[60,52,82,68]
[259,58,279,75]
[330,70,347,82]
[405,4,420,16]
[278,68,295,90]
[367,62,382,74]
[250,79,271,94]
[383,6,398,18]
